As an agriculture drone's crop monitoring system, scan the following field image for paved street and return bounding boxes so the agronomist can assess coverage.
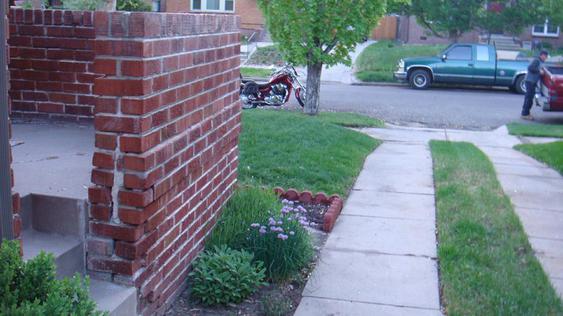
[288,83,563,130]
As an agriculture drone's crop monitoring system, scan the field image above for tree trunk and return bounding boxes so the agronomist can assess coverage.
[448,30,459,43]
[304,62,322,115]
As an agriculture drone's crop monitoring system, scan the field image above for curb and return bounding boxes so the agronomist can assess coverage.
[351,81,405,87]
[273,187,343,233]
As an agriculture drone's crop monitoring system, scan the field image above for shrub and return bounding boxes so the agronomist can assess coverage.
[207,188,313,281]
[246,199,313,281]
[207,187,281,250]
[61,0,105,10]
[117,0,152,11]
[0,240,104,315]
[189,246,266,306]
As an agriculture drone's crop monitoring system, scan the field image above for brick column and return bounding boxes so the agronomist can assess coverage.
[87,12,241,315]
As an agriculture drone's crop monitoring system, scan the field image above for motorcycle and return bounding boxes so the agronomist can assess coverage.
[240,64,306,109]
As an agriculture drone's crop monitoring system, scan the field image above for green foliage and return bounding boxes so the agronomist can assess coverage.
[207,187,281,249]
[540,0,563,26]
[355,41,445,82]
[245,199,314,281]
[240,67,273,78]
[0,240,104,315]
[261,294,293,316]
[316,112,385,128]
[189,246,266,306]
[238,110,380,196]
[62,0,105,10]
[247,45,285,66]
[257,0,386,67]
[117,0,152,11]
[411,0,486,41]
[207,188,313,281]
[430,141,563,315]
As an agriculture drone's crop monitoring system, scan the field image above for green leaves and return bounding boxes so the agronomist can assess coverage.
[117,0,152,12]
[257,0,386,67]
[0,241,104,315]
[189,246,266,306]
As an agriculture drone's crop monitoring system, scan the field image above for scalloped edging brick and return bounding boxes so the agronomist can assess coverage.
[273,187,343,233]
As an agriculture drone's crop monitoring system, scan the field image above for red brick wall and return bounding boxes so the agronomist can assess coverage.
[8,9,96,120]
[5,10,22,244]
[86,12,241,315]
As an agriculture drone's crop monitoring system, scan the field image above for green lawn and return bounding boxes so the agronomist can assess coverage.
[241,67,273,78]
[507,122,563,138]
[355,41,445,82]
[515,141,563,174]
[316,112,384,128]
[239,110,380,197]
[430,141,562,316]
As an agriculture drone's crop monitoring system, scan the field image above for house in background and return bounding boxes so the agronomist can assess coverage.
[158,0,399,41]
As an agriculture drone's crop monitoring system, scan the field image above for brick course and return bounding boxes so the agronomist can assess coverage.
[9,9,241,315]
[9,10,97,120]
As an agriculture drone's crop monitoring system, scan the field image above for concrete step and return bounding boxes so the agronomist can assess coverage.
[19,193,138,315]
[22,229,84,278]
[90,279,138,316]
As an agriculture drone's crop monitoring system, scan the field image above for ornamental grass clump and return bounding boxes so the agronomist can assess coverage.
[247,199,313,281]
[189,246,266,306]
[207,188,314,281]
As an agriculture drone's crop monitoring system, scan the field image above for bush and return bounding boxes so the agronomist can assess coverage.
[61,0,105,10]
[117,0,152,11]
[246,199,313,281]
[247,45,286,66]
[207,188,313,281]
[189,246,266,306]
[261,293,293,316]
[0,240,104,315]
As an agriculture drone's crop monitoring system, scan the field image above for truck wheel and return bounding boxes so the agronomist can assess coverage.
[409,69,431,89]
[514,75,526,95]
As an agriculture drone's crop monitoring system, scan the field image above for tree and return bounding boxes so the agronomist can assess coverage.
[410,0,486,42]
[540,0,563,27]
[257,0,387,115]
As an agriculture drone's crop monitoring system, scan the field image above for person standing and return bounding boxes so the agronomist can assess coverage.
[521,50,549,120]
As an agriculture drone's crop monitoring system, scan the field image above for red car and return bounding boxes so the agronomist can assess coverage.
[536,65,563,111]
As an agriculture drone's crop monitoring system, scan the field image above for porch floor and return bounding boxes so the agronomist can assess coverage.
[11,120,95,200]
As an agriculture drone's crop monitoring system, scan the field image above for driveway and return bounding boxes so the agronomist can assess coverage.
[289,83,563,130]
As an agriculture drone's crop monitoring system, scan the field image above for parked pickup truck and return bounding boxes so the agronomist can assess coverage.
[394,43,530,94]
[535,66,563,111]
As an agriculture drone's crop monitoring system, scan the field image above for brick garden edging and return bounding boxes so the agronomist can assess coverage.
[273,187,343,233]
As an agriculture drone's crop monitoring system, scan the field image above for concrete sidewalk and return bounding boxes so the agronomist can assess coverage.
[364,125,563,299]
[296,124,563,315]
[295,142,442,315]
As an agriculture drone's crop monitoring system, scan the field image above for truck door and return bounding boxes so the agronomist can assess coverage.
[473,45,495,85]
[434,45,474,84]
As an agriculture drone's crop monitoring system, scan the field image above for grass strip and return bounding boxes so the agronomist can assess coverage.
[430,140,562,315]
[507,122,563,138]
[355,41,445,82]
[241,67,273,78]
[239,110,380,197]
[515,141,563,174]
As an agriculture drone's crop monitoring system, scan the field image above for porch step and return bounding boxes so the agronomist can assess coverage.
[22,229,84,278]
[19,193,138,315]
[90,279,138,316]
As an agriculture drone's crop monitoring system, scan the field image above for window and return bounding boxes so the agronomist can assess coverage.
[532,19,560,37]
[447,46,472,60]
[191,0,235,12]
[476,46,490,62]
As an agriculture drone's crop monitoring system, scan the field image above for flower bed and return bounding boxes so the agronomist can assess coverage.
[273,187,344,233]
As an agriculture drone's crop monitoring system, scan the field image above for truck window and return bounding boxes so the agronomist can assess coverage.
[476,46,490,62]
[447,46,472,60]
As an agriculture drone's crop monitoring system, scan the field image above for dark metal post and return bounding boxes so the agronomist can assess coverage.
[0,0,13,241]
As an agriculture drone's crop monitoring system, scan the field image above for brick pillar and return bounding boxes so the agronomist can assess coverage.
[5,6,21,243]
[87,12,241,315]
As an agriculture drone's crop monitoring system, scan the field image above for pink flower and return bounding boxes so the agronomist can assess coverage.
[250,223,260,228]
[259,226,267,234]
[277,233,288,240]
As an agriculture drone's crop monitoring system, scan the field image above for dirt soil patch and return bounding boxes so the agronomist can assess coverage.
[165,202,329,316]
